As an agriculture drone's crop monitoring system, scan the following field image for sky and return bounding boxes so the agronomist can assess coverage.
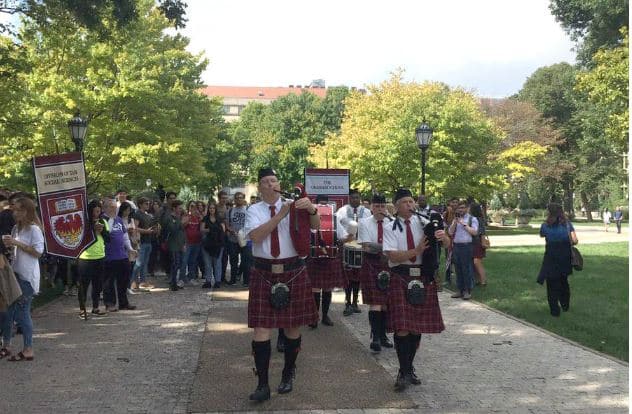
[178,0,577,98]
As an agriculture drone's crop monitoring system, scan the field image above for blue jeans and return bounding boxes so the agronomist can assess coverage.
[170,251,183,287]
[183,243,201,282]
[131,242,152,284]
[3,278,34,348]
[453,243,474,292]
[202,247,223,283]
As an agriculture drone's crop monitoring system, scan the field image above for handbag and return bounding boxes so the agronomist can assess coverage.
[0,257,23,311]
[566,222,582,271]
[570,246,583,271]
[481,234,491,249]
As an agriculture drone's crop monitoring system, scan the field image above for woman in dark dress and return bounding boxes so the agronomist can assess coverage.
[537,203,578,316]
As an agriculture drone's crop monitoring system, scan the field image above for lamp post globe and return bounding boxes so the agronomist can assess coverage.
[415,121,433,195]
[68,111,88,153]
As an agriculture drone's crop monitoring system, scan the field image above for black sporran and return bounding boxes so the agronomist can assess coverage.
[270,282,290,309]
[406,279,425,305]
[376,271,390,291]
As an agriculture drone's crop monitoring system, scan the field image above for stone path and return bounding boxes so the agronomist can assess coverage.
[0,272,628,413]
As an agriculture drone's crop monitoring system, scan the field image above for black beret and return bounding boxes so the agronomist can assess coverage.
[258,168,277,182]
[393,188,413,204]
[371,193,387,204]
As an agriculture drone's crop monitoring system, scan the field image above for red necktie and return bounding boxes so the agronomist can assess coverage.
[405,219,416,262]
[269,205,280,258]
[377,220,383,244]
[353,207,357,216]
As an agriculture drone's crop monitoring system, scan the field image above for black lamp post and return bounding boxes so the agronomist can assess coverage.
[67,111,88,152]
[415,120,433,195]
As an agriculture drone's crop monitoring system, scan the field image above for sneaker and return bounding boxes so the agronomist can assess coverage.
[462,291,472,300]
[176,280,185,288]
[127,288,138,295]
[450,292,462,299]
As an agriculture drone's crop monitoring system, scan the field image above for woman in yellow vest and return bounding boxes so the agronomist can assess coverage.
[77,199,110,319]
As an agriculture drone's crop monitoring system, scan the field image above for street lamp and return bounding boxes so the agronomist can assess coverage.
[67,111,88,152]
[415,120,433,195]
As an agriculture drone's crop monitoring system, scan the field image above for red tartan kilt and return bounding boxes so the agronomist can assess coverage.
[248,266,318,328]
[342,262,362,282]
[306,256,347,290]
[360,254,388,306]
[386,273,444,334]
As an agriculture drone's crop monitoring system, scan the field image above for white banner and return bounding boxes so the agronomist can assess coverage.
[305,170,349,195]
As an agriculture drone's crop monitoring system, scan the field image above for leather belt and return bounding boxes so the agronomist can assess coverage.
[254,258,305,274]
[390,265,422,278]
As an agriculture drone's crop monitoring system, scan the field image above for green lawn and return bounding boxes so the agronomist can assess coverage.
[461,242,629,361]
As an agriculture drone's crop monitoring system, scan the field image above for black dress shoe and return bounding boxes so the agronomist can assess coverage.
[308,322,318,329]
[277,368,295,394]
[408,368,421,385]
[169,285,179,291]
[380,335,394,348]
[394,370,408,392]
[351,303,361,313]
[248,385,270,402]
[321,315,334,326]
[343,304,353,316]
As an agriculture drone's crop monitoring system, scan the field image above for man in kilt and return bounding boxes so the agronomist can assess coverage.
[244,168,320,402]
[357,193,393,352]
[382,188,449,392]
[306,195,348,328]
[336,189,372,315]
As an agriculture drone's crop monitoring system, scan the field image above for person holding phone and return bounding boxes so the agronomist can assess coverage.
[131,197,157,290]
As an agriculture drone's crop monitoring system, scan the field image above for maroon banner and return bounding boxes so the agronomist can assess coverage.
[33,152,94,258]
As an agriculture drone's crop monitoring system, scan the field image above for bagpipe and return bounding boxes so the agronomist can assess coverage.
[274,183,311,257]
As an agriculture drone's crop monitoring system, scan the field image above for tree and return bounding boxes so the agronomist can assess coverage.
[518,63,580,216]
[549,0,629,65]
[311,72,505,201]
[224,87,350,189]
[576,27,629,153]
[0,0,223,194]
[0,0,187,36]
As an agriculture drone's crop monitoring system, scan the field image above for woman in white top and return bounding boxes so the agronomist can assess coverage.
[1,197,44,361]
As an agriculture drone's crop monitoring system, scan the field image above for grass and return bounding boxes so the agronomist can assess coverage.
[461,242,629,361]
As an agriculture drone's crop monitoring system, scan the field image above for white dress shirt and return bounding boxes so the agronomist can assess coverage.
[382,215,425,267]
[244,198,298,259]
[357,216,387,244]
[11,224,45,294]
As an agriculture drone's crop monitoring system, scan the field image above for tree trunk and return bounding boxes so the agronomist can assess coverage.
[580,191,593,221]
[562,177,574,220]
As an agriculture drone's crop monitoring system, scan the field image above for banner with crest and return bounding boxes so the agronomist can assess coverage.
[32,152,95,258]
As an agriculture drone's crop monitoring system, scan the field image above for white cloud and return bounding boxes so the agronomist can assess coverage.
[179,0,576,97]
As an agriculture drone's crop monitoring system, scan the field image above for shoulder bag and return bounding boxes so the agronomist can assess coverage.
[567,222,583,271]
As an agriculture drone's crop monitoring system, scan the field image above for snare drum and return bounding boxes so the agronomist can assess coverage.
[310,203,338,259]
[343,242,363,268]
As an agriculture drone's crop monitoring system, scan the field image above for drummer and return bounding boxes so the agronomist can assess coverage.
[306,194,348,328]
[357,193,393,352]
[336,188,372,316]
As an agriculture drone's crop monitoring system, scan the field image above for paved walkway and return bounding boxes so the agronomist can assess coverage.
[0,272,627,413]
[489,225,628,247]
